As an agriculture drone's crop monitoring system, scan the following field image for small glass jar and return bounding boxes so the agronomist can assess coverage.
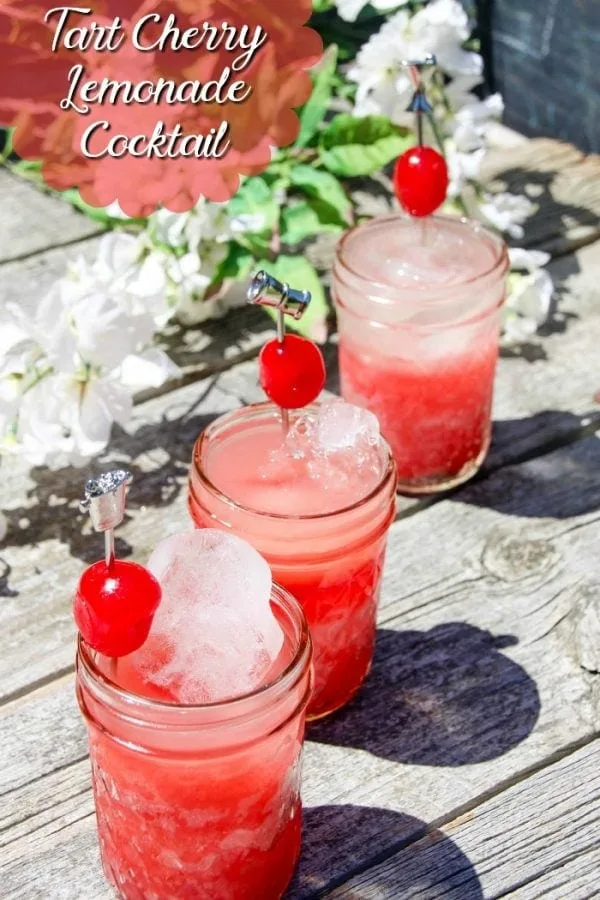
[76,584,312,900]
[333,213,509,494]
[188,402,397,720]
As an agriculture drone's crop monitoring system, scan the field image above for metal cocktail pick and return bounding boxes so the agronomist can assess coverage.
[247,270,312,432]
[80,470,132,570]
[401,54,439,149]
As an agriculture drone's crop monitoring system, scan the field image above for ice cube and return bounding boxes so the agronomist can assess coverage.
[127,529,283,704]
[314,399,380,454]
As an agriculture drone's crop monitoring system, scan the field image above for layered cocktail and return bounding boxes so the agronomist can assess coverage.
[188,399,396,719]
[333,214,508,493]
[75,521,312,899]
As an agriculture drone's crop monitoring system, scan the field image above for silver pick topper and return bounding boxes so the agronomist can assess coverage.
[400,54,437,144]
[80,470,132,567]
[247,270,311,323]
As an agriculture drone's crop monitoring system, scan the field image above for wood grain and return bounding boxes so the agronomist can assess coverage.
[481,139,600,256]
[0,170,102,264]
[325,739,600,899]
[1,242,600,703]
[2,436,600,896]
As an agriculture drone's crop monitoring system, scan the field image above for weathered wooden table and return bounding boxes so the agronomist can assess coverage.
[1,135,600,898]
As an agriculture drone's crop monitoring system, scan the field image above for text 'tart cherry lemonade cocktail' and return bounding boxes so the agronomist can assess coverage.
[74,473,312,899]
[188,271,396,720]
[333,212,508,492]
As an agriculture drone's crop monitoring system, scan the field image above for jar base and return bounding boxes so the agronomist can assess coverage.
[395,436,490,496]
[306,660,372,722]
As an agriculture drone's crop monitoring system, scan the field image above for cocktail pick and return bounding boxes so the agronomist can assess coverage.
[80,469,132,570]
[247,270,326,433]
[74,470,161,657]
[393,55,449,218]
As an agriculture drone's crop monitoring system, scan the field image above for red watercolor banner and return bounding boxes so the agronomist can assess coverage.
[0,1,322,215]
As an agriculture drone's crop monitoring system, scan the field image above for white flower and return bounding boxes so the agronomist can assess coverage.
[409,0,482,77]
[103,200,131,220]
[16,372,133,469]
[480,192,535,239]
[0,230,182,468]
[445,142,486,197]
[509,248,551,270]
[349,0,483,126]
[452,94,504,153]
[119,348,181,390]
[335,0,408,24]
[502,248,553,345]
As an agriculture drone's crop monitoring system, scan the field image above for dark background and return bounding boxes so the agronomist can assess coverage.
[476,0,600,153]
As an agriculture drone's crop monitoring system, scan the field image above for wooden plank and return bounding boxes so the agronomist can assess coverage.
[2,436,600,896]
[0,169,102,263]
[2,235,600,702]
[480,139,600,256]
[324,739,600,900]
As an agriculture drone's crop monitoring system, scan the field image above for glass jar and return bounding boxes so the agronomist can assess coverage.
[333,213,509,493]
[76,584,312,900]
[188,402,397,720]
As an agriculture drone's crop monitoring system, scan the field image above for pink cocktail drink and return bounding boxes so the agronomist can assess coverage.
[333,214,508,493]
[76,558,312,898]
[188,401,397,719]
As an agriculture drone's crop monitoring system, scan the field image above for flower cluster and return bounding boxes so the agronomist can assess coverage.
[1,232,175,468]
[344,0,552,346]
[0,197,258,468]
[0,0,554,472]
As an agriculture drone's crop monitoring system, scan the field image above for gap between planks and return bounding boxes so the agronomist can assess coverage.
[300,732,600,899]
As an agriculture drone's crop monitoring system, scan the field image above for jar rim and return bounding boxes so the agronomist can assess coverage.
[77,582,312,721]
[190,401,397,522]
[334,212,509,296]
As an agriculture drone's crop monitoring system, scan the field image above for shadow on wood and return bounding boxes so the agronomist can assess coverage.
[460,429,600,518]
[0,384,226,568]
[485,409,600,472]
[309,623,539,766]
[288,804,483,899]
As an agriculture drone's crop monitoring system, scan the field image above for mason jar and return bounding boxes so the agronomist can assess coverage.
[188,402,397,720]
[76,584,312,900]
[332,213,509,493]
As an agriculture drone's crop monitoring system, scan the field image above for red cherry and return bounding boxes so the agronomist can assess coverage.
[259,334,326,409]
[74,560,162,657]
[393,146,449,217]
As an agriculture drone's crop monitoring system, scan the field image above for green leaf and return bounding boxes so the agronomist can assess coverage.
[311,0,333,10]
[289,165,352,222]
[319,114,411,176]
[228,176,279,254]
[0,127,13,163]
[280,199,343,245]
[294,46,338,150]
[62,189,147,227]
[211,242,254,286]
[254,256,328,342]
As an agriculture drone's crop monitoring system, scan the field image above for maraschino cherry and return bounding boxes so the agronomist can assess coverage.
[247,270,326,411]
[259,335,325,409]
[392,55,449,218]
[394,145,448,218]
[74,471,161,657]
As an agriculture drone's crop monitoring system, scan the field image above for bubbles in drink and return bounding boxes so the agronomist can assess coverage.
[126,530,283,703]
